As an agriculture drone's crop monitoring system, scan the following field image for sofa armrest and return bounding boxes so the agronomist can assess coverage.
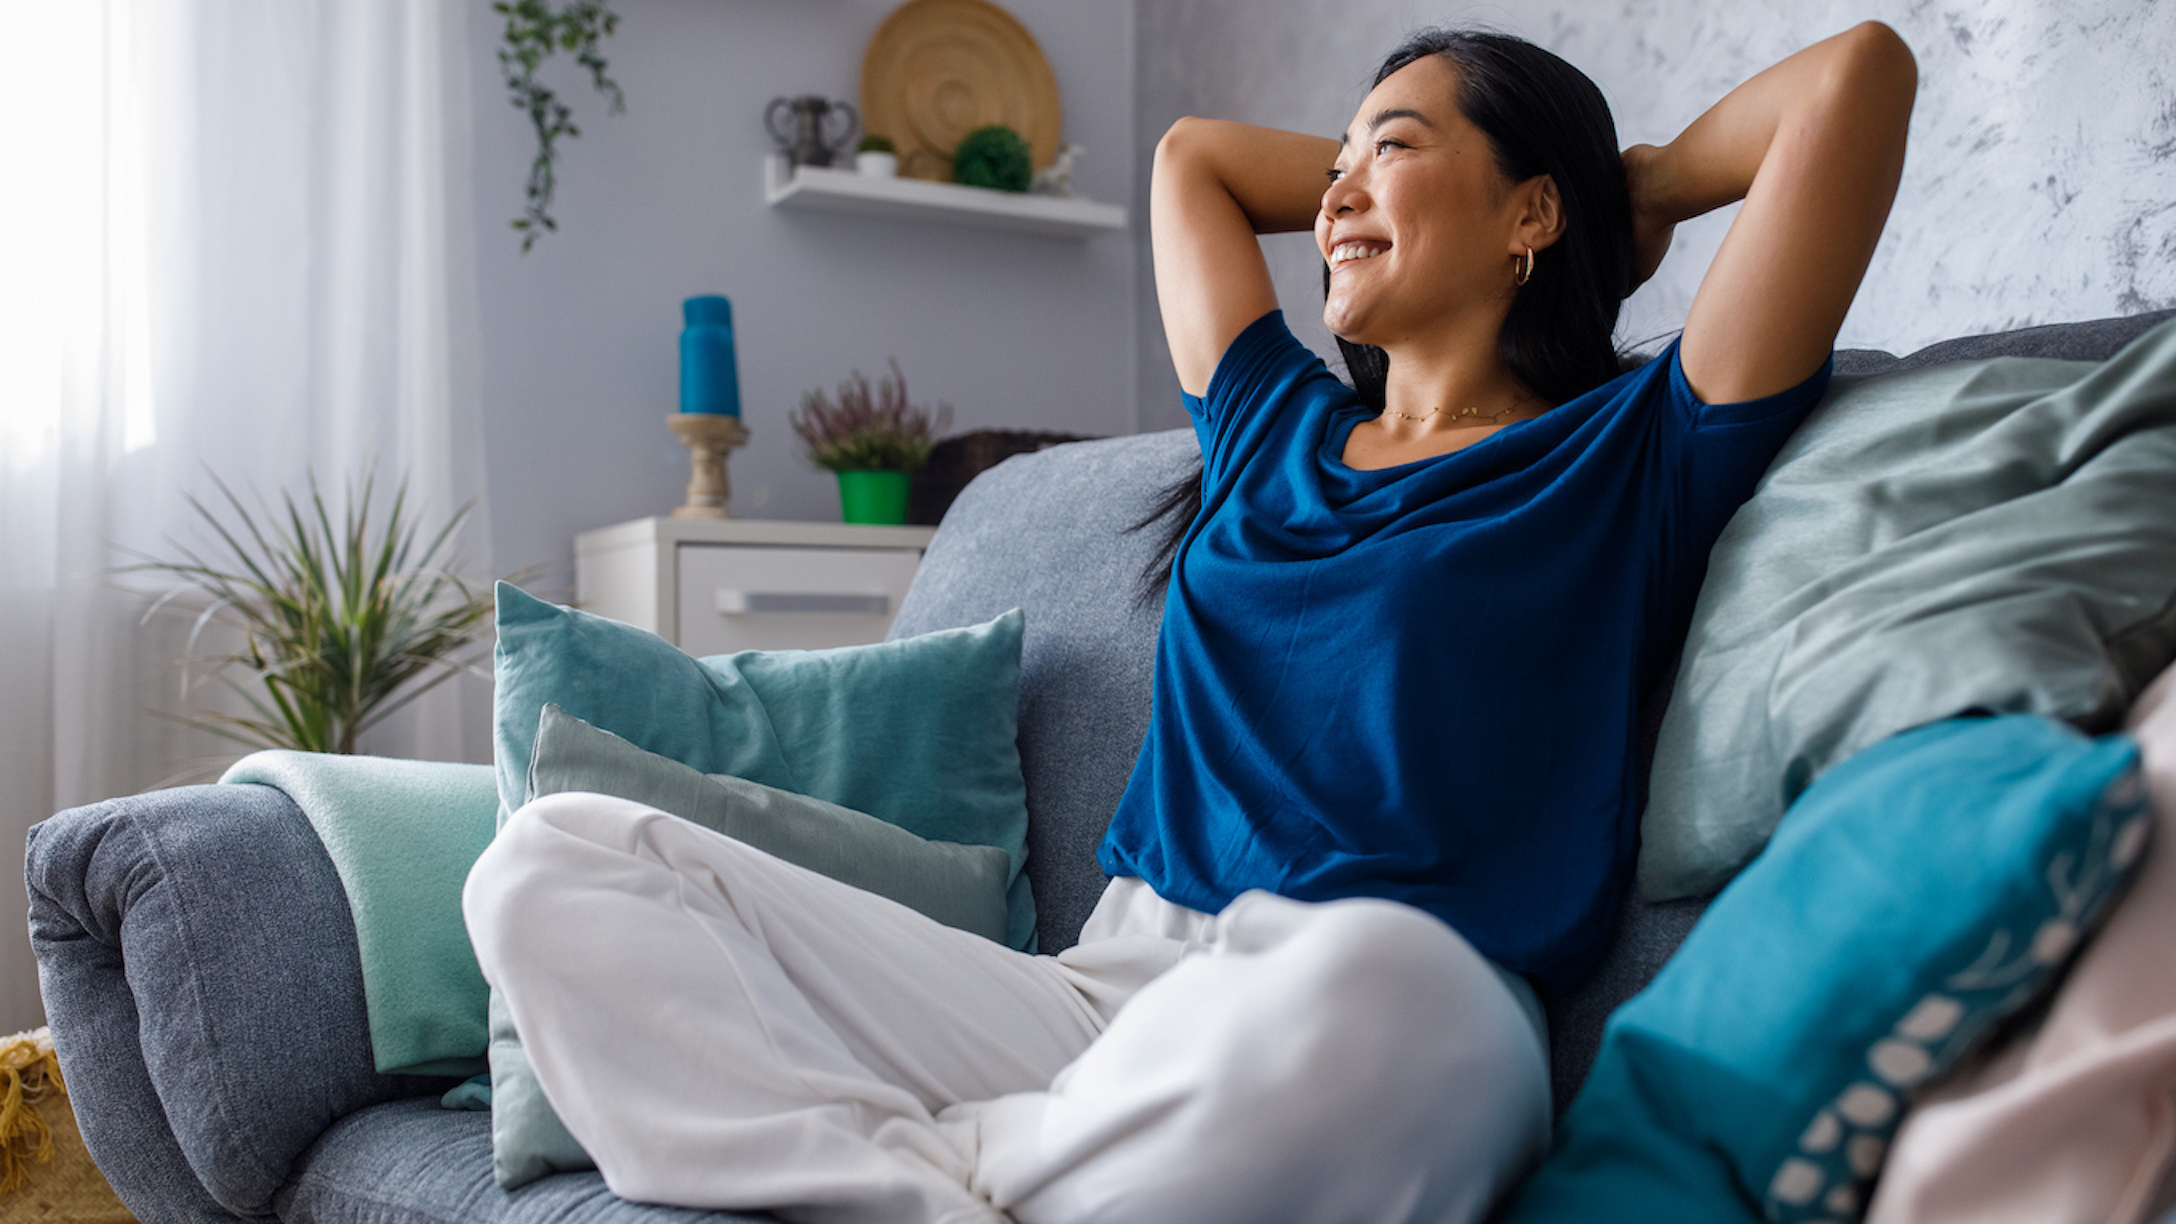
[27,783,452,1220]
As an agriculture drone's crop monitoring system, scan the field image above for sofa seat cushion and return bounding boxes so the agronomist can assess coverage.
[278,1099,759,1223]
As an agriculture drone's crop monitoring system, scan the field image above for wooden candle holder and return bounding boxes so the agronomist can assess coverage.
[667,414,752,520]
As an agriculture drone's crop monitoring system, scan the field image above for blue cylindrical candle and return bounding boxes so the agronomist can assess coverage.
[679,295,742,415]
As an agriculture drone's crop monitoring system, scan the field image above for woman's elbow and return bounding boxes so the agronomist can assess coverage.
[1156,116,1213,170]
[1836,21,1918,109]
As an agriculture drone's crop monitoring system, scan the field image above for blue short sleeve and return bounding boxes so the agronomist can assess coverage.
[1663,344,1834,546]
[1182,311,1359,489]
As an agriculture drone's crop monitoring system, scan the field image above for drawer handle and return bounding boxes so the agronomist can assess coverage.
[716,590,891,616]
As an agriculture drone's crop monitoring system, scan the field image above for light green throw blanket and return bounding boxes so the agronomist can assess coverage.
[221,751,497,1077]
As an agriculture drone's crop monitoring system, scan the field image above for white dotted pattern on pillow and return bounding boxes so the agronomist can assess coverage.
[1762,780,2152,1223]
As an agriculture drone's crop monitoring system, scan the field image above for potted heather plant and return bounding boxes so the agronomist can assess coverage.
[790,358,951,525]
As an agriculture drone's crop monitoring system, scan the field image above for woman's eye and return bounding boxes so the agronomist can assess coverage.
[1375,138,1407,156]
[1326,166,1345,184]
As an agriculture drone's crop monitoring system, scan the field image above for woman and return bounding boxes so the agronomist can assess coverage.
[467,23,1914,1224]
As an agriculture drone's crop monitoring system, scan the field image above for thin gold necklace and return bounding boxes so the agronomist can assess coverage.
[1378,402,1528,425]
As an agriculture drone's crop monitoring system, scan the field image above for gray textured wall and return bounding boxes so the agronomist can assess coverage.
[1132,0,2176,432]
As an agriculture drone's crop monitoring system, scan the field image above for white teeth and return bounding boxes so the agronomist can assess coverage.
[1332,243,1386,267]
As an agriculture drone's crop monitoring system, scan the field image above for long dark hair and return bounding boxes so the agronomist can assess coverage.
[1133,28,1635,598]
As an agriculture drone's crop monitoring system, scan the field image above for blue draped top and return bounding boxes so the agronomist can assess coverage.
[1097,311,1831,993]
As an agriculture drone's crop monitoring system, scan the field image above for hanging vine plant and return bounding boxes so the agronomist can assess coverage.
[495,0,625,252]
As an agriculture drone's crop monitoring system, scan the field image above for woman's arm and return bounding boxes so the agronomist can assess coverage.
[1151,118,1339,395]
[1628,21,1916,405]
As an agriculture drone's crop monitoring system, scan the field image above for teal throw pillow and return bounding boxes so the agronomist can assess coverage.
[529,703,1013,943]
[481,584,1033,1189]
[1641,318,2176,900]
[490,582,1033,947]
[1501,714,2151,1224]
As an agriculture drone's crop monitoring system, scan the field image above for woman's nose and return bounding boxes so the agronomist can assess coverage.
[1322,173,1363,219]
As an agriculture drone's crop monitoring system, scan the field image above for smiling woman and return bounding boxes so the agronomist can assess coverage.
[1104,16,1912,1216]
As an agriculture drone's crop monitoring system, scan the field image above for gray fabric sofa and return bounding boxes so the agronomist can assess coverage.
[27,307,2176,1223]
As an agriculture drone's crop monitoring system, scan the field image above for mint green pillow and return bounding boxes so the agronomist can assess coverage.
[529,703,1012,943]
[481,585,1033,1188]
[1503,715,2151,1224]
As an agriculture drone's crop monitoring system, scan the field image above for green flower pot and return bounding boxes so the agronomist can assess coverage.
[836,469,911,525]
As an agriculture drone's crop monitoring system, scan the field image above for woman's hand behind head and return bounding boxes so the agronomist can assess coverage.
[1621,143,1676,294]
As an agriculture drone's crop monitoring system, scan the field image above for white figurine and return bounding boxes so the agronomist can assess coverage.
[1032,144,1084,197]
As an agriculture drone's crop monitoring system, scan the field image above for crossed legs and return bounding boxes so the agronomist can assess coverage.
[465,792,1549,1224]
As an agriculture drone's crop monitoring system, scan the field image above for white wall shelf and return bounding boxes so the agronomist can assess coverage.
[764,156,1126,239]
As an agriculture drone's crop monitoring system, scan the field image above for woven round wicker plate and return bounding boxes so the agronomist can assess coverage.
[860,0,1062,182]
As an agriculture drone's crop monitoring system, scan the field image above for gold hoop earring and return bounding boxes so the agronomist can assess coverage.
[1514,246,1535,287]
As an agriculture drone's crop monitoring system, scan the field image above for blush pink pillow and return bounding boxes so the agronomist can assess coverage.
[1867,668,2176,1224]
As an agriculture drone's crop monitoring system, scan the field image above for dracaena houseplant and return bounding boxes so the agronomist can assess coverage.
[130,466,495,755]
[790,359,953,472]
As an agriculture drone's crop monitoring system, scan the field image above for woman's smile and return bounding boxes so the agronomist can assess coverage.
[1330,239,1392,269]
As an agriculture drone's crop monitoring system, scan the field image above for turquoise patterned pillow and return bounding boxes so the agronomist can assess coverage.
[1502,714,2151,1224]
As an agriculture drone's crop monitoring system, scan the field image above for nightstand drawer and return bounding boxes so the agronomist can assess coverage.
[675,544,921,656]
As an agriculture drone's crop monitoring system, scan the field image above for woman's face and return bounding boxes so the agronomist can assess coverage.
[1316,56,1534,348]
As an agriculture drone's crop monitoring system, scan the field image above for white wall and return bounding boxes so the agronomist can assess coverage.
[468,0,1138,589]
[1133,0,2176,433]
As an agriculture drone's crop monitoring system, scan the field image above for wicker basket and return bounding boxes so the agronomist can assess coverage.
[1,1029,137,1223]
[908,428,1099,526]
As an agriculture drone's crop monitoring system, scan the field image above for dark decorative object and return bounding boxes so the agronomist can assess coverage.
[766,95,861,168]
[907,429,1098,526]
[495,0,624,252]
[951,124,1033,192]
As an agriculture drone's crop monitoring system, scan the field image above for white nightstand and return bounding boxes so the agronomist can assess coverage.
[574,517,939,655]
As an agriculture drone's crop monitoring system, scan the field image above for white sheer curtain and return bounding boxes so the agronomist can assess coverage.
[0,1,489,1031]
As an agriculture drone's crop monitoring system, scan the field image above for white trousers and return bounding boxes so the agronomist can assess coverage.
[464,792,1551,1224]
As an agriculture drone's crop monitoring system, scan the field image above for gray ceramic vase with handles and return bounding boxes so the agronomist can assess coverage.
[765,94,860,168]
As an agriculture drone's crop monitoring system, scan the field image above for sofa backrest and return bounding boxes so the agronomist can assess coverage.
[891,428,1196,953]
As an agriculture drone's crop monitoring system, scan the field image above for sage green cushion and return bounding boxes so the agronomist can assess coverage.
[527,703,1012,943]
[482,584,1032,1188]
[1641,318,2176,900]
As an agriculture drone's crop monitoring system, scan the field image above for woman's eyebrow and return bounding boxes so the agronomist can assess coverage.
[1338,108,1438,146]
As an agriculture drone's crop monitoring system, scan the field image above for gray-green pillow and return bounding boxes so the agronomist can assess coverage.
[1641,317,2176,901]
[529,703,1012,941]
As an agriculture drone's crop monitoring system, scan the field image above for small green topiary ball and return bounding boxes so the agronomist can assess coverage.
[951,125,1032,193]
